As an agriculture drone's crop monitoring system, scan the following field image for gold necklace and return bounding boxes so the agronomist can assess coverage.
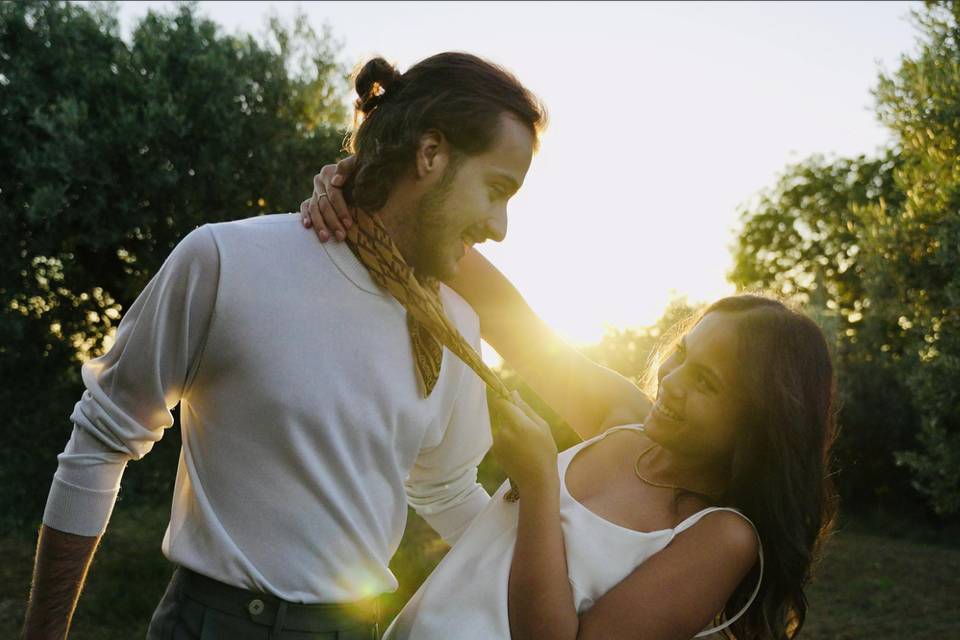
[634,443,725,501]
[633,443,687,491]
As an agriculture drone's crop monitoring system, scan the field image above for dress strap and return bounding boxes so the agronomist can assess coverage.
[571,423,644,450]
[599,423,646,438]
[674,507,764,638]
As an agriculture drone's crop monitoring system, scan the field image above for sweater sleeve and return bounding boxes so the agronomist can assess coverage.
[42,225,220,536]
[405,315,493,547]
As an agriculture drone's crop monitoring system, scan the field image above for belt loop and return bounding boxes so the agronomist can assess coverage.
[269,600,288,639]
[172,565,186,604]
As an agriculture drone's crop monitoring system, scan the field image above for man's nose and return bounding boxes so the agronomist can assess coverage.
[485,207,508,242]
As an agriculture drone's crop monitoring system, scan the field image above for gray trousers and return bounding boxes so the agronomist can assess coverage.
[146,566,380,640]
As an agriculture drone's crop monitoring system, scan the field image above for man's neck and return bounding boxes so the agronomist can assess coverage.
[365,189,418,267]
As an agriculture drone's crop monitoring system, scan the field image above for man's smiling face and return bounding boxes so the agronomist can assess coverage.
[409,113,535,281]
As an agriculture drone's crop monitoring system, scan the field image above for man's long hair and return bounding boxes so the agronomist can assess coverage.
[343,52,547,212]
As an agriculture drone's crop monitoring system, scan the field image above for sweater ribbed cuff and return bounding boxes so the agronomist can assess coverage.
[420,487,491,546]
[42,475,121,537]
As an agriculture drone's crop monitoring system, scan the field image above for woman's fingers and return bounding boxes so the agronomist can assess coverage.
[493,396,543,435]
[493,397,524,427]
[300,196,327,242]
[302,173,330,241]
[334,155,357,183]
[328,156,356,233]
[302,158,357,243]
[490,402,524,457]
[315,169,346,241]
[510,391,550,430]
[491,394,558,487]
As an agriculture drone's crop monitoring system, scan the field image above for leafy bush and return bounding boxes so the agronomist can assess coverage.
[731,1,960,517]
[0,0,348,531]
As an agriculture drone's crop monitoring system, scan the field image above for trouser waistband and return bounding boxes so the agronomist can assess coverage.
[175,566,380,635]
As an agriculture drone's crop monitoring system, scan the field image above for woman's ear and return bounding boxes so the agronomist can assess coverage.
[415,129,450,179]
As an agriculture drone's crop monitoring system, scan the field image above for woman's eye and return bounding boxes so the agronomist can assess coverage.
[696,373,714,393]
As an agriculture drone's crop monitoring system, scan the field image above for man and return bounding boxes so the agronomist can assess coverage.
[22,51,545,639]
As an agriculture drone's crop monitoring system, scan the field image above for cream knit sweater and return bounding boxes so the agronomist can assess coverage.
[43,214,492,603]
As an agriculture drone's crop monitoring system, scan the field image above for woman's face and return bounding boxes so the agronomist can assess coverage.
[644,311,746,462]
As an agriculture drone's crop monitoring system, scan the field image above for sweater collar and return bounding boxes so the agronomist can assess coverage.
[320,237,388,297]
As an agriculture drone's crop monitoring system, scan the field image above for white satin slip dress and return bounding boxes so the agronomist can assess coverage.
[385,424,763,639]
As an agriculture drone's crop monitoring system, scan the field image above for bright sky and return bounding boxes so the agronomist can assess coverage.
[109,1,920,347]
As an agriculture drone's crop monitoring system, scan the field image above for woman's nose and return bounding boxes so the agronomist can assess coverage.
[659,365,685,402]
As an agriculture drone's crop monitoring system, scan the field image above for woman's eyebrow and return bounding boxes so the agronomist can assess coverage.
[682,337,726,389]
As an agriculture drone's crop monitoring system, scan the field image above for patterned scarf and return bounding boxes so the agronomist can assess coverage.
[344,208,520,500]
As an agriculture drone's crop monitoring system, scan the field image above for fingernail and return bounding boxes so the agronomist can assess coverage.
[319,230,330,242]
[332,175,344,186]
[342,218,352,229]
[336,230,345,241]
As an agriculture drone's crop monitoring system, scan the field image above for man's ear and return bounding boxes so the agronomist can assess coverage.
[415,129,450,179]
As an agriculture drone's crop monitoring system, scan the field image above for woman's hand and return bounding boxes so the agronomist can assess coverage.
[299,155,357,242]
[492,392,559,495]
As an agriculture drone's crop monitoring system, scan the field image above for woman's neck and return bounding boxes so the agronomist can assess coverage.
[635,441,729,500]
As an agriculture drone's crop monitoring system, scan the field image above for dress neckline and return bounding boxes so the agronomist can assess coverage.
[561,424,731,537]
[561,424,680,536]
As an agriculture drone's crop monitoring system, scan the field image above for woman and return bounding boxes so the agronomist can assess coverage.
[302,171,837,640]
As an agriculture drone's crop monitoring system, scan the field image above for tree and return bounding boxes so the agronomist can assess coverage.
[0,0,349,530]
[871,1,960,516]
[731,1,960,516]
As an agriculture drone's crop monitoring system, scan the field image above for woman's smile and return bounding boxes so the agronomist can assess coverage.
[651,400,684,423]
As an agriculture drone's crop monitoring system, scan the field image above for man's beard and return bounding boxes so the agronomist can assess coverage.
[408,163,460,280]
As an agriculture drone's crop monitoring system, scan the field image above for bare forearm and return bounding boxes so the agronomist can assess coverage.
[452,248,622,436]
[508,481,580,640]
[22,524,101,640]
[450,246,550,358]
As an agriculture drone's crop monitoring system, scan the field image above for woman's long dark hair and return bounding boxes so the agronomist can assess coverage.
[647,295,838,639]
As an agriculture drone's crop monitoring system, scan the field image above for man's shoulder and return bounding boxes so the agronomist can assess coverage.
[203,213,332,265]
[205,213,302,241]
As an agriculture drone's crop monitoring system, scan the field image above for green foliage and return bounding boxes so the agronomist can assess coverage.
[0,0,349,530]
[731,1,960,516]
[896,419,960,516]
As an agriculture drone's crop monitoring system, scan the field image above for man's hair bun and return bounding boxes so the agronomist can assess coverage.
[345,51,546,213]
[354,57,403,115]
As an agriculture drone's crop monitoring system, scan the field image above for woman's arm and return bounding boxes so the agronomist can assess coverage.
[510,509,759,640]
[450,247,652,439]
[574,511,759,640]
[510,508,759,640]
[491,397,579,639]
[508,480,580,640]
[495,399,760,640]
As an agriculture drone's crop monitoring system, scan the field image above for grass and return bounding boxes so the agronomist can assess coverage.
[3,501,958,639]
[802,521,960,639]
